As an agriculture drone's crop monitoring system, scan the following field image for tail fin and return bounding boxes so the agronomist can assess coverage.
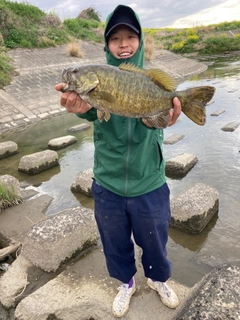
[180,86,215,125]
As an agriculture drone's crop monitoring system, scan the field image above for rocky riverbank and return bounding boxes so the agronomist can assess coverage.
[1,42,240,319]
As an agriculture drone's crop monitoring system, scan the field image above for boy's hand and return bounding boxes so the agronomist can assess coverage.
[167,97,181,126]
[142,97,182,128]
[55,84,92,114]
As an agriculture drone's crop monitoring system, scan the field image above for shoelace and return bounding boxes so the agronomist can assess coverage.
[160,282,171,298]
[117,285,133,303]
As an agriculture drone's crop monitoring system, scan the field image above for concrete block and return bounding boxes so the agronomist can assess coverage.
[18,150,59,175]
[48,135,77,150]
[68,123,90,132]
[170,183,219,234]
[166,153,198,177]
[0,141,18,159]
[163,134,185,145]
[71,168,93,196]
[210,109,225,116]
[21,206,98,272]
[221,121,240,132]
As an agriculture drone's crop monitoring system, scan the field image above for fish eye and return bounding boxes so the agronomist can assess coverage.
[72,68,79,73]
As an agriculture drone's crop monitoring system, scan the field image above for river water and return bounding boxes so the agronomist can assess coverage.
[1,55,240,286]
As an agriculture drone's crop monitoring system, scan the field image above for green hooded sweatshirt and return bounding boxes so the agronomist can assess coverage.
[77,5,166,197]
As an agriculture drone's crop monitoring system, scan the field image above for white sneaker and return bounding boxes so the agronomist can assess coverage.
[147,278,179,309]
[112,278,136,318]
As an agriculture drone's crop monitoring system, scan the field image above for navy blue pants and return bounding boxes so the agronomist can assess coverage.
[92,180,172,283]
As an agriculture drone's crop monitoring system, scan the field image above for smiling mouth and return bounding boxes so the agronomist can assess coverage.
[118,52,132,58]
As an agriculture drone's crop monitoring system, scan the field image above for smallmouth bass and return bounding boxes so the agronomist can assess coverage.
[61,63,215,128]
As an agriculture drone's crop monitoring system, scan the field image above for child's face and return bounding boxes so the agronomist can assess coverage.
[108,25,140,59]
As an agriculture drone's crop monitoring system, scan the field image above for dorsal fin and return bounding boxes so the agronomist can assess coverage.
[118,62,146,75]
[146,69,176,92]
[118,63,176,92]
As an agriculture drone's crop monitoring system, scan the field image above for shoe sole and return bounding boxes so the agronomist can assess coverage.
[147,279,179,309]
[112,287,136,318]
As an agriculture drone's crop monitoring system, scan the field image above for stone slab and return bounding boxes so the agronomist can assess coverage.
[21,206,98,272]
[14,245,190,320]
[163,134,185,145]
[48,135,77,150]
[68,123,91,132]
[165,153,198,177]
[210,109,226,116]
[18,150,59,175]
[174,264,240,320]
[0,194,52,245]
[170,183,219,234]
[221,121,240,132]
[0,255,33,308]
[0,141,18,159]
[71,168,93,196]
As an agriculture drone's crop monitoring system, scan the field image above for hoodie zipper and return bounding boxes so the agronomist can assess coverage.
[124,118,132,196]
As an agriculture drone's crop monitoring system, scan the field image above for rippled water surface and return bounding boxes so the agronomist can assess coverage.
[1,55,240,286]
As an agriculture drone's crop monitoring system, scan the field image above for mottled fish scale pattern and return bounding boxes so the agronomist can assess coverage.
[61,64,215,128]
[94,66,172,116]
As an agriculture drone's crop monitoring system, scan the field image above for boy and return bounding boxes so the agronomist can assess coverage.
[55,4,181,318]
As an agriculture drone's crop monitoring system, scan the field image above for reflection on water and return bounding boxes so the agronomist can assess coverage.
[0,114,95,213]
[1,55,240,286]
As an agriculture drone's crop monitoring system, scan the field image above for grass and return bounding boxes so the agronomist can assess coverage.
[144,34,155,61]
[0,182,22,210]
[0,0,240,88]
[66,40,84,58]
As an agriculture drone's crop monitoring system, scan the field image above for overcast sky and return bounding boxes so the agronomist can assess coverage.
[13,0,240,28]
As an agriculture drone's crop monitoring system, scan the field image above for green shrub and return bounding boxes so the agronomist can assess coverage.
[63,18,102,42]
[172,41,185,52]
[77,6,101,22]
[0,52,15,88]
[200,35,240,54]
[186,34,199,44]
[213,20,240,31]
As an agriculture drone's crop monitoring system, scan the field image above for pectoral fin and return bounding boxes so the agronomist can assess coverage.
[88,91,117,123]
[97,110,111,122]
[88,91,117,106]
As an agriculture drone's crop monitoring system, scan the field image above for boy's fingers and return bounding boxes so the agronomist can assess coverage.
[55,83,63,91]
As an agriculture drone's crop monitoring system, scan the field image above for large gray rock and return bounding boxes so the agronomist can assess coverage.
[174,264,240,320]
[0,141,18,159]
[21,206,98,272]
[71,168,93,196]
[170,183,219,234]
[18,150,59,175]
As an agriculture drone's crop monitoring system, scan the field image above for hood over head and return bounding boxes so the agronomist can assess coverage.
[104,5,144,68]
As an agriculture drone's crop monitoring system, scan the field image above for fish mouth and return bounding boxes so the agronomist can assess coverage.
[61,82,69,92]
